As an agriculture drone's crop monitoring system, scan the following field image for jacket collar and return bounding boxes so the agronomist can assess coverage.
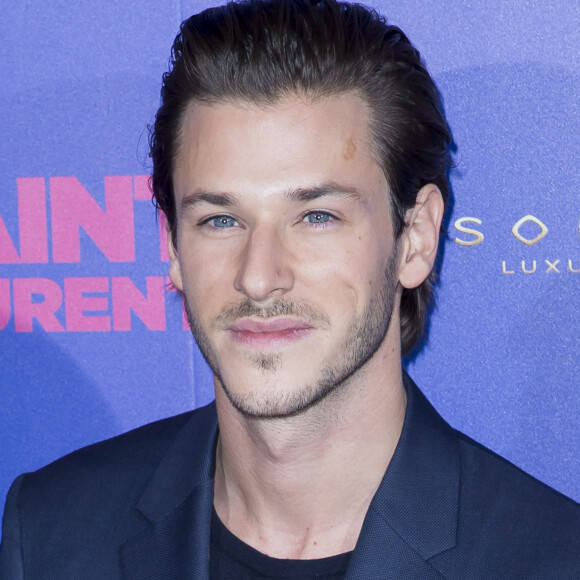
[119,373,459,579]
[135,405,218,523]
[119,403,219,580]
[346,373,459,579]
[374,373,459,557]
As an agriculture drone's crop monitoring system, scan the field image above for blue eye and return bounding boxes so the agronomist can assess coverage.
[304,212,333,224]
[207,215,238,228]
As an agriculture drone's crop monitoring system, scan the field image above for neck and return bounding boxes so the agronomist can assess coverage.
[213,356,407,559]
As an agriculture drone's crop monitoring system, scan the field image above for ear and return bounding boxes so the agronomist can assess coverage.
[167,228,184,292]
[398,184,444,289]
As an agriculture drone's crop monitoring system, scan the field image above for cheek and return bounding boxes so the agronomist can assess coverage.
[297,238,381,315]
[178,233,239,284]
[177,246,235,312]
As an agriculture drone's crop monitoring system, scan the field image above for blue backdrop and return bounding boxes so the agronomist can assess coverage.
[1,0,578,530]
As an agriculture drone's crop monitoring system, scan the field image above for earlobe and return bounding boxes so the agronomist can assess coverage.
[398,184,444,290]
[167,229,184,292]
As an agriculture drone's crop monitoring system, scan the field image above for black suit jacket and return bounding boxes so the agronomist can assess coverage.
[1,375,579,579]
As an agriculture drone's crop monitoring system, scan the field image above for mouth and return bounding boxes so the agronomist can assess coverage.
[226,317,314,348]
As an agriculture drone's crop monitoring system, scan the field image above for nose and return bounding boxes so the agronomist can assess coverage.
[233,224,294,302]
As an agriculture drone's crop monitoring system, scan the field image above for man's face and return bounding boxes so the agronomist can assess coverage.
[170,93,403,418]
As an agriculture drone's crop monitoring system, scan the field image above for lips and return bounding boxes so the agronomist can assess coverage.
[226,317,314,347]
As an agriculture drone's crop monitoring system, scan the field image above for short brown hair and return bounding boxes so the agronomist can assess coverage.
[150,0,453,354]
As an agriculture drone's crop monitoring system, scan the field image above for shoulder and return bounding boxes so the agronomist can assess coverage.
[14,402,216,521]
[457,429,579,524]
[402,375,579,576]
[437,429,580,577]
[0,403,217,577]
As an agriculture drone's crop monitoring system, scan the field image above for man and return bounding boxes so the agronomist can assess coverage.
[1,0,579,578]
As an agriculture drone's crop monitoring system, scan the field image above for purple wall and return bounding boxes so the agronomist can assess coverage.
[1,0,578,526]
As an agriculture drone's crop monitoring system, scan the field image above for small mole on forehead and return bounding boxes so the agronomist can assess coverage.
[343,137,357,160]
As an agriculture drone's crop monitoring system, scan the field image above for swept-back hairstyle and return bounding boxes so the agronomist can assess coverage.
[150,0,453,354]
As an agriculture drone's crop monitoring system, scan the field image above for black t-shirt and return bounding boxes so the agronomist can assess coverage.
[210,508,352,579]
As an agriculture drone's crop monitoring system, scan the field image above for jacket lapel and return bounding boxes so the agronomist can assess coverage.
[346,375,459,579]
[119,403,219,580]
[118,376,459,579]
[346,509,448,579]
[119,480,213,580]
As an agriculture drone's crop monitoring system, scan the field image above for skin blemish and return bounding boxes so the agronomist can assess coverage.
[343,137,357,160]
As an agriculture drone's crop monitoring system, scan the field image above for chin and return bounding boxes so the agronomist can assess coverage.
[216,363,342,420]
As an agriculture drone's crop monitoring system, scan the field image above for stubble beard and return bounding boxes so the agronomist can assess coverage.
[184,249,398,419]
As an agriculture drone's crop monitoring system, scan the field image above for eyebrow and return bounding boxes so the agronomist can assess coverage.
[179,182,363,212]
[285,183,363,203]
[180,190,238,212]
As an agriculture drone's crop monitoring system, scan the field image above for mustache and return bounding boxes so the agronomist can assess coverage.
[214,298,331,330]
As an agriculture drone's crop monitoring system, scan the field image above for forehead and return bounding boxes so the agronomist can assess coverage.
[172,92,385,201]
